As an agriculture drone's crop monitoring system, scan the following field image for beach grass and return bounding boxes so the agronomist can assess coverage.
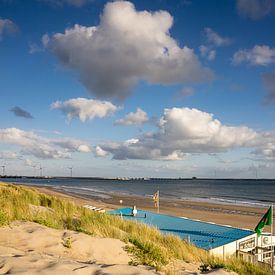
[0,182,271,274]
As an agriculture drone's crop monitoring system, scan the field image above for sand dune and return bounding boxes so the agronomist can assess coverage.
[0,221,158,275]
[0,221,236,274]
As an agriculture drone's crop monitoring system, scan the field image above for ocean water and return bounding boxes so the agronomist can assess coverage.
[2,178,275,208]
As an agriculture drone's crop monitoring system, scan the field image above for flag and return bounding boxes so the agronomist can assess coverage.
[153,191,159,208]
[254,206,272,236]
[153,191,159,201]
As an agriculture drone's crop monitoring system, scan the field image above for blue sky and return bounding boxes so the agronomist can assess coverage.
[0,0,275,178]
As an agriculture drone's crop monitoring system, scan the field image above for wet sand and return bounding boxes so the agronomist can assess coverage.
[27,185,275,232]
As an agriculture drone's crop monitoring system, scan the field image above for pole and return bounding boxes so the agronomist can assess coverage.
[157,190,160,214]
[271,204,274,273]
[69,167,72,177]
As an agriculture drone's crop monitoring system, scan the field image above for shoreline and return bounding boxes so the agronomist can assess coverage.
[21,183,275,233]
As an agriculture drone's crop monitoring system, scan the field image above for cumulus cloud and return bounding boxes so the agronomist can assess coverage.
[237,0,275,20]
[52,138,91,153]
[0,18,18,40]
[252,132,275,161]
[23,158,37,167]
[100,107,259,160]
[51,98,118,122]
[262,71,275,103]
[39,0,93,7]
[199,45,216,61]
[204,28,231,47]
[47,1,213,99]
[95,146,108,157]
[0,127,91,159]
[233,45,275,66]
[253,145,275,161]
[10,106,34,119]
[0,151,18,160]
[115,108,149,126]
[199,28,230,61]
[29,34,50,54]
[77,144,91,153]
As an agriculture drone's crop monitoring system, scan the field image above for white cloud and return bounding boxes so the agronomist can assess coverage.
[0,18,18,40]
[29,34,50,54]
[204,28,231,47]
[47,1,213,99]
[199,45,209,56]
[78,144,91,153]
[233,45,275,66]
[252,132,275,161]
[115,108,149,126]
[0,151,18,160]
[95,146,108,157]
[100,107,259,160]
[0,127,91,159]
[199,45,216,61]
[23,158,38,167]
[207,50,216,61]
[237,0,275,20]
[52,138,91,153]
[199,28,230,61]
[262,71,275,103]
[51,98,118,122]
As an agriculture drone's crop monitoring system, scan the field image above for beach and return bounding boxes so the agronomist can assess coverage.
[0,182,242,275]
[29,184,275,232]
[0,221,161,275]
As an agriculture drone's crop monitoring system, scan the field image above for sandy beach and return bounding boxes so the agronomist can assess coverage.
[0,182,268,274]
[28,184,275,232]
[0,221,160,275]
[0,221,237,275]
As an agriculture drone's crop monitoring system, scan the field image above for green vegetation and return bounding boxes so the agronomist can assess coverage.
[0,182,271,275]
[63,236,72,248]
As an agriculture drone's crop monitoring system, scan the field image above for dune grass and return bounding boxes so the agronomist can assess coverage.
[0,182,271,274]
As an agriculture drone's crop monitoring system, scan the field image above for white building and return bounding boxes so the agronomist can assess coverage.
[210,232,275,270]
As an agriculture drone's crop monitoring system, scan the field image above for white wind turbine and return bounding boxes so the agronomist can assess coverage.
[68,166,73,177]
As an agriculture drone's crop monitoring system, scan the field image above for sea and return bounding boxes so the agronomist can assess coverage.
[1,178,275,208]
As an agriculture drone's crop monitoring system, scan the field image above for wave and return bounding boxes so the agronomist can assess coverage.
[180,196,270,208]
[54,186,112,199]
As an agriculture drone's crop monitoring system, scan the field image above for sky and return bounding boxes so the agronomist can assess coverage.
[0,0,275,178]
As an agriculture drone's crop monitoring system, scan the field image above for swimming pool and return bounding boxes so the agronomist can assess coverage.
[109,208,254,250]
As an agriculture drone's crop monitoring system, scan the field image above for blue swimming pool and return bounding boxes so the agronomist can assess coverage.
[109,208,254,250]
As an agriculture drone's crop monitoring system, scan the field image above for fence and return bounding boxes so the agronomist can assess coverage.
[237,249,274,272]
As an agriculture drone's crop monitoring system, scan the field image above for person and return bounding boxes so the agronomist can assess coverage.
[144,213,146,219]
[132,205,137,217]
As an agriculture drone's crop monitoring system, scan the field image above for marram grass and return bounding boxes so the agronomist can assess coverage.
[0,182,271,275]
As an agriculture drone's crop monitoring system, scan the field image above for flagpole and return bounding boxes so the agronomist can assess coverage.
[157,190,160,214]
[271,204,274,274]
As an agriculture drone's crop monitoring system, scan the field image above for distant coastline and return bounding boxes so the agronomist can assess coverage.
[1,177,275,210]
[0,175,274,180]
